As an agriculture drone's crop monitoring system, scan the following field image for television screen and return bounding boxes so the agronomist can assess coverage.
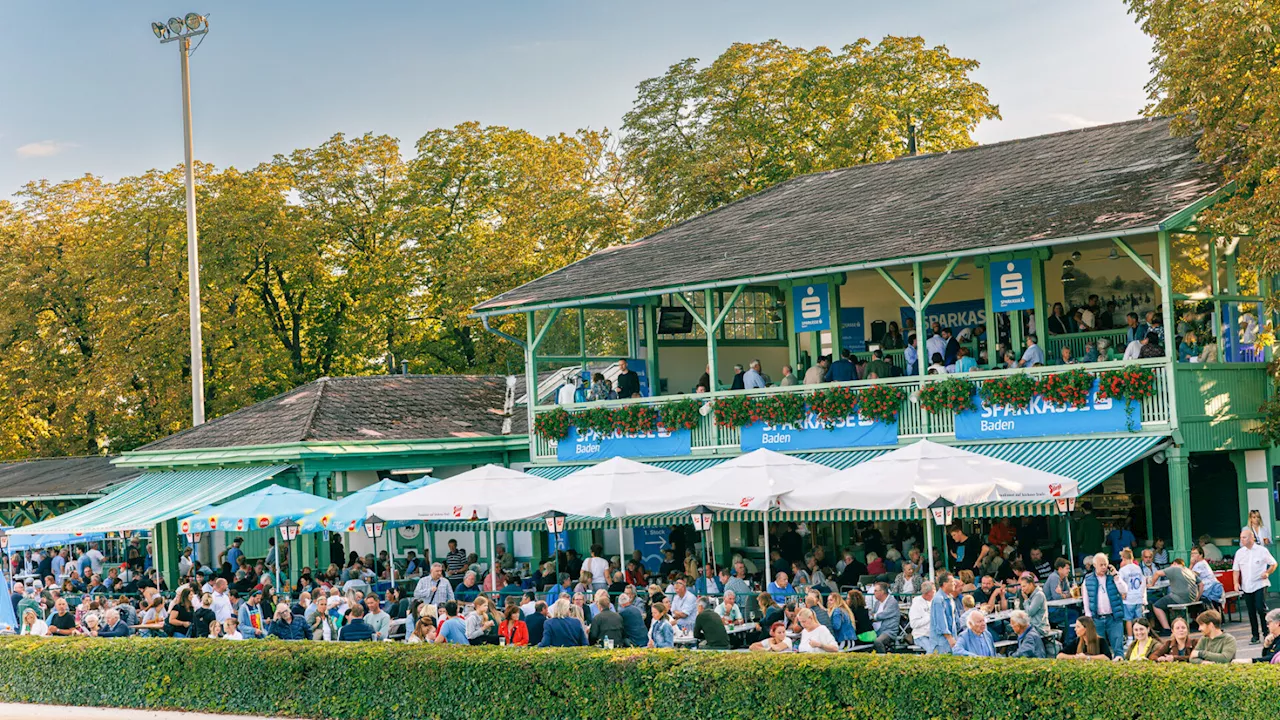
[657,306,694,335]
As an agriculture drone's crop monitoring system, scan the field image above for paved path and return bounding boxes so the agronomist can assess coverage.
[0,704,301,719]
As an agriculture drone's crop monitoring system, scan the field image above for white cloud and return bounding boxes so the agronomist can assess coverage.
[1049,113,1104,129]
[16,140,75,158]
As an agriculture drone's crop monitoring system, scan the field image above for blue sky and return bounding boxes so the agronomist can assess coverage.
[0,1,1153,198]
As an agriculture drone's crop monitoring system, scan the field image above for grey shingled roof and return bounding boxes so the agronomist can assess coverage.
[138,374,526,452]
[476,117,1222,312]
[0,457,139,500]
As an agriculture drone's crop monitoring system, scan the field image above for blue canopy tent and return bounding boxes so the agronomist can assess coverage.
[178,484,329,588]
[0,569,16,633]
[4,531,107,552]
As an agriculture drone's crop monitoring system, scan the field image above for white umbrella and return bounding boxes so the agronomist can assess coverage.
[486,457,685,522]
[368,464,549,522]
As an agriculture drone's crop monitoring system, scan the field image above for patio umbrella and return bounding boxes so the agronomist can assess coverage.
[178,484,330,588]
[369,465,551,576]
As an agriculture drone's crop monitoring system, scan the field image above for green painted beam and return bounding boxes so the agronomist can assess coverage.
[920,257,961,308]
[1158,230,1180,432]
[643,303,661,396]
[877,268,916,308]
[671,292,710,332]
[913,263,926,379]
[710,285,747,332]
[530,308,561,352]
[1114,237,1162,284]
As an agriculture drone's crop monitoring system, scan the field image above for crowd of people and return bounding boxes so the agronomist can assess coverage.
[10,515,1274,668]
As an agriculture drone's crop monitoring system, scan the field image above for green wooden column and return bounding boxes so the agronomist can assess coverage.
[828,281,842,361]
[1166,445,1192,561]
[782,283,800,372]
[1031,256,1049,354]
[913,263,927,378]
[704,289,719,392]
[642,303,661,396]
[1210,239,1224,363]
[155,518,181,591]
[1157,231,1181,429]
[982,264,999,368]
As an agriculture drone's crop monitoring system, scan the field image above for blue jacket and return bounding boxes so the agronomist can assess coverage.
[544,583,570,606]
[337,618,374,641]
[826,359,856,382]
[538,617,588,648]
[268,616,309,641]
[830,607,855,644]
[929,593,960,653]
[1013,626,1046,659]
[98,620,133,638]
[954,628,996,657]
[524,612,546,646]
[619,605,648,648]
[648,618,675,648]
[238,604,266,638]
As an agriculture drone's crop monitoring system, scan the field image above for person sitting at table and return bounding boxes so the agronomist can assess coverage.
[1057,616,1112,660]
[1121,618,1158,661]
[826,591,856,648]
[869,582,900,653]
[465,595,500,645]
[796,608,839,653]
[668,578,698,632]
[756,592,784,631]
[693,597,730,650]
[19,608,48,636]
[499,604,529,646]
[846,589,876,644]
[1008,609,1045,658]
[767,571,795,604]
[890,563,921,595]
[954,612,996,657]
[865,552,886,577]
[1152,616,1196,661]
[406,616,436,644]
[646,602,675,648]
[750,621,793,652]
[453,571,481,602]
[587,590,624,648]
[1187,546,1224,607]
[1188,610,1236,664]
[538,598,588,648]
[972,575,1007,613]
[1016,573,1050,637]
[716,590,744,627]
[1149,558,1200,635]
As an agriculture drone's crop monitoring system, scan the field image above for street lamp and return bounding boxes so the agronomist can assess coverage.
[1055,496,1078,575]
[690,505,714,574]
[279,519,301,594]
[183,530,203,578]
[150,12,209,426]
[925,497,956,581]
[363,514,385,588]
[543,510,567,581]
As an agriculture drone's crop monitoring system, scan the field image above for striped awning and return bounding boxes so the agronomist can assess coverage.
[522,435,1166,522]
[10,466,291,535]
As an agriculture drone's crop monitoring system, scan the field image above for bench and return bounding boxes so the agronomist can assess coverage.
[994,639,1019,655]
[1221,591,1243,623]
[841,643,875,653]
[1166,601,1204,628]
[387,618,407,641]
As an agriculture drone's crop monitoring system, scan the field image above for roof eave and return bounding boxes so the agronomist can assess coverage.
[116,434,529,469]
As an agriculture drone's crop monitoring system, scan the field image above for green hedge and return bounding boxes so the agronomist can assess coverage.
[1,637,1278,719]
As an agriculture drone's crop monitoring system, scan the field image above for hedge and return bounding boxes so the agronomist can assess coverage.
[1,637,1277,720]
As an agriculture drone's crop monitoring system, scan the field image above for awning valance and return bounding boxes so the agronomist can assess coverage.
[11,466,291,536]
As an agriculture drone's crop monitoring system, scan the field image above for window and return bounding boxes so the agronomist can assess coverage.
[659,290,784,343]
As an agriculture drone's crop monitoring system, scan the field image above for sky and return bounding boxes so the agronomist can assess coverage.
[0,1,1155,198]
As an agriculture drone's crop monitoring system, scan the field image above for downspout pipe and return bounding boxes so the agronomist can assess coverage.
[481,315,526,349]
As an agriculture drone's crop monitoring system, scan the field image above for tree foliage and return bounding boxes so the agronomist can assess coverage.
[621,37,1000,231]
[0,36,995,458]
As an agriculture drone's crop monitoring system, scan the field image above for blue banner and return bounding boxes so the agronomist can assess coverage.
[991,259,1035,312]
[548,531,569,552]
[839,308,866,352]
[954,380,1138,440]
[632,526,670,573]
[741,411,898,452]
[900,299,986,336]
[556,426,692,462]
[792,283,830,333]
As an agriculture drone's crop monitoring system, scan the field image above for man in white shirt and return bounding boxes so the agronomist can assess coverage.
[556,376,577,405]
[412,563,454,605]
[84,543,105,577]
[210,578,234,624]
[1233,528,1277,644]
[1115,548,1146,636]
[668,579,699,632]
[908,580,935,653]
[925,329,946,365]
[796,607,838,653]
[1017,335,1045,367]
[743,360,766,389]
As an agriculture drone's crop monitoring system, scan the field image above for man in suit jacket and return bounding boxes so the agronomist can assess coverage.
[587,594,625,648]
[618,593,648,648]
[524,601,548,646]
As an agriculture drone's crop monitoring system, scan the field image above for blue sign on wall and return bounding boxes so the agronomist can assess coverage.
[741,411,898,452]
[900,300,986,336]
[953,380,1139,440]
[792,283,831,333]
[839,308,866,352]
[632,526,670,573]
[556,426,692,462]
[548,531,569,552]
[990,259,1035,312]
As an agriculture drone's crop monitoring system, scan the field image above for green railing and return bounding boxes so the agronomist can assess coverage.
[531,358,1174,461]
[1045,329,1131,361]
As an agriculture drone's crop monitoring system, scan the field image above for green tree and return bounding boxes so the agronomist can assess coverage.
[621,37,1000,232]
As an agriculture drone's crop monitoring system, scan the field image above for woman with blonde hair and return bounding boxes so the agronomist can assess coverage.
[20,608,49,636]
[465,595,500,645]
[1245,509,1272,545]
[406,616,437,644]
[538,597,588,647]
[573,571,593,594]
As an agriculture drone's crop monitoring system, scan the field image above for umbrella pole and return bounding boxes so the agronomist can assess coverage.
[488,521,496,588]
[763,512,771,586]
[617,518,626,581]
[424,521,432,566]
[389,528,396,589]
[1064,513,1076,572]
[275,536,283,595]
[926,520,935,582]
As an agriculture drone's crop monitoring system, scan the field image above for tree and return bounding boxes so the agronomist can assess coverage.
[621,37,1000,232]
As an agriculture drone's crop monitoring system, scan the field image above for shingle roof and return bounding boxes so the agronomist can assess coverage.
[476,117,1222,312]
[0,457,139,500]
[138,374,526,452]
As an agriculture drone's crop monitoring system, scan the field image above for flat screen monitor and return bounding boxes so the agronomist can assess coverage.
[657,306,695,335]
